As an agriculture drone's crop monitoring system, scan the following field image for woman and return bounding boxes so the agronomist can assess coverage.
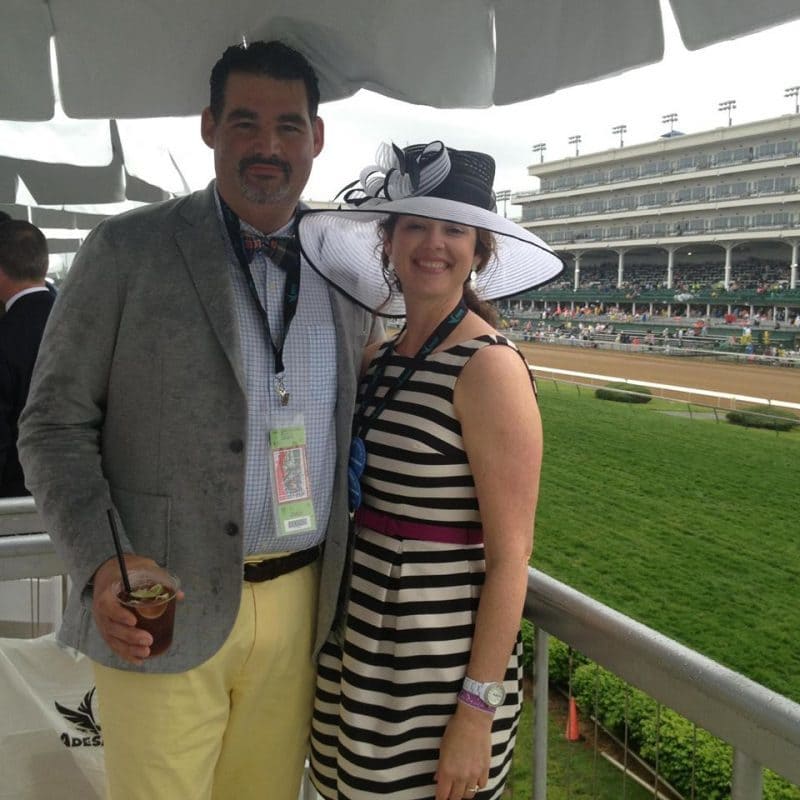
[298,141,563,800]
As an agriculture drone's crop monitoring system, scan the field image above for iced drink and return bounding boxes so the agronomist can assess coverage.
[116,568,179,657]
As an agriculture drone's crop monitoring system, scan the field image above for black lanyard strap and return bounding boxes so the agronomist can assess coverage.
[354,296,468,440]
[219,195,301,383]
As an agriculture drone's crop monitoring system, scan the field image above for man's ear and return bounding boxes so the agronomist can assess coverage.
[200,107,216,149]
[312,116,325,158]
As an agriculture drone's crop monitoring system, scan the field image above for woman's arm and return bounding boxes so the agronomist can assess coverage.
[434,343,542,800]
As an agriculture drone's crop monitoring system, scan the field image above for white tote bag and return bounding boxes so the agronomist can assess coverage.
[0,634,104,799]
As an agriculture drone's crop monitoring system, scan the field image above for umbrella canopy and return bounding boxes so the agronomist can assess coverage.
[3,0,800,120]
[0,120,187,205]
[0,204,110,232]
[0,203,135,263]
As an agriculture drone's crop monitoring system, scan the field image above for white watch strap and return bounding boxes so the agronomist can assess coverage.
[462,676,488,697]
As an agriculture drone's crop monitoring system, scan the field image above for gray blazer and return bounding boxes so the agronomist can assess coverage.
[18,184,374,672]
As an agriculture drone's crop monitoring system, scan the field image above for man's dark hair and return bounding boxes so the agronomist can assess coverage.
[0,211,12,224]
[0,221,49,282]
[209,40,320,121]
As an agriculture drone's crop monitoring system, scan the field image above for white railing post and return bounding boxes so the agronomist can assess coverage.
[731,750,763,800]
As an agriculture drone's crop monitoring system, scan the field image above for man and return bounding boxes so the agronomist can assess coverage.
[19,41,376,800]
[0,220,54,496]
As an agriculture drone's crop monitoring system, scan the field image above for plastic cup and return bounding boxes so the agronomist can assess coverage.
[115,567,179,657]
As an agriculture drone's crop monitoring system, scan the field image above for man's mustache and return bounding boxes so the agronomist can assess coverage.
[239,156,291,178]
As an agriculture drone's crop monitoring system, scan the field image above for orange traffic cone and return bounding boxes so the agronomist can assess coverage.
[565,696,580,741]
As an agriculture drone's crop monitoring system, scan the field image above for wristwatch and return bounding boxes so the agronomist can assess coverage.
[462,676,506,708]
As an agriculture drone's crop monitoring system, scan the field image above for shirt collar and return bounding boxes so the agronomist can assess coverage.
[5,285,50,312]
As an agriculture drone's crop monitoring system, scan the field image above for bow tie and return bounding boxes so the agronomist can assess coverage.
[241,232,300,272]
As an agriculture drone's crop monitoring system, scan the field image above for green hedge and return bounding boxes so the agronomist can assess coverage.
[726,405,799,432]
[595,382,653,403]
[536,639,800,799]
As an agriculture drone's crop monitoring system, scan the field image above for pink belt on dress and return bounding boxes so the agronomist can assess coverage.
[354,506,483,545]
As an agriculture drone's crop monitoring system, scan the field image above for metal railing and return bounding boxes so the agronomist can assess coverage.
[2,497,799,799]
[0,496,61,580]
[526,569,800,799]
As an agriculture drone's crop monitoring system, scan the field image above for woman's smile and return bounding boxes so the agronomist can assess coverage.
[385,215,477,296]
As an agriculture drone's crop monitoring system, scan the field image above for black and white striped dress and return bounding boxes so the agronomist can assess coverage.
[310,335,527,800]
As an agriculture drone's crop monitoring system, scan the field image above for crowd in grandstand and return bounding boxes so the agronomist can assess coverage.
[544,260,796,297]
[521,304,799,326]
[500,315,799,363]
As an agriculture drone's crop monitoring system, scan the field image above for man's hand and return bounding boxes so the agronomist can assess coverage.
[91,554,171,665]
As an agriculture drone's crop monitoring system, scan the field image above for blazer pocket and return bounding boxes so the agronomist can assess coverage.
[109,485,172,567]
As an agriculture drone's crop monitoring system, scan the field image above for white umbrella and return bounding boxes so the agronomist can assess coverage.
[3,0,800,120]
[0,120,185,205]
[0,202,112,272]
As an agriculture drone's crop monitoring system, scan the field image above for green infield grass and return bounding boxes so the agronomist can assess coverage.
[531,380,800,702]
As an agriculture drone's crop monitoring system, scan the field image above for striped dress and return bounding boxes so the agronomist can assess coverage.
[310,334,528,800]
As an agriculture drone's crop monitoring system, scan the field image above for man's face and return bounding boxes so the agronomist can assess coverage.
[201,72,324,224]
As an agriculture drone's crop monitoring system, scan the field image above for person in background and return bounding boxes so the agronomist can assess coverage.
[0,220,53,497]
[19,40,377,800]
[298,141,563,800]
[0,210,13,311]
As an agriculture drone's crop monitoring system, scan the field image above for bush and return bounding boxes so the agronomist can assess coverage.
[520,619,534,672]
[549,639,589,686]
[726,405,799,432]
[638,706,732,798]
[595,382,653,403]
[549,648,800,799]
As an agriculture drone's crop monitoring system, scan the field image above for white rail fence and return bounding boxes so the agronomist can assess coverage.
[530,364,800,412]
[2,497,799,799]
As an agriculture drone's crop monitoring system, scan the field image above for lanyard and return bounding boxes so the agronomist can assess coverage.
[219,195,300,405]
[354,296,468,440]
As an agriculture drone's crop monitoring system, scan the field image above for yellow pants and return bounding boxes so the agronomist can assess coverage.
[93,558,319,800]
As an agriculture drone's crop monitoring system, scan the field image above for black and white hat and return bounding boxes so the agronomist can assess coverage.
[297,141,565,317]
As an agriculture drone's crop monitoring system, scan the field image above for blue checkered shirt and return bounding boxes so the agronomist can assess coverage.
[214,190,337,554]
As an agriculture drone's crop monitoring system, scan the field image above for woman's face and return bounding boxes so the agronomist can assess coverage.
[383,215,479,302]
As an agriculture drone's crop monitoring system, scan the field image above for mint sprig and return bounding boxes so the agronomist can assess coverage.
[129,583,171,602]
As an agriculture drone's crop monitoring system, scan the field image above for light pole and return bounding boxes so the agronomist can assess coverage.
[718,99,736,127]
[661,112,678,134]
[785,85,800,114]
[612,124,627,147]
[532,142,546,163]
[568,134,581,157]
[495,189,511,218]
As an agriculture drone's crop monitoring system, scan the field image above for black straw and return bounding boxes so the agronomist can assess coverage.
[107,509,132,595]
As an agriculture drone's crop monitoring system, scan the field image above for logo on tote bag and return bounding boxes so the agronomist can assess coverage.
[56,687,103,747]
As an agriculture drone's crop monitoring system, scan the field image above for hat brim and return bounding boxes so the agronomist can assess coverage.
[297,197,565,317]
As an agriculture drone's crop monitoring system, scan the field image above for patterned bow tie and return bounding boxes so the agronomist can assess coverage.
[241,232,300,272]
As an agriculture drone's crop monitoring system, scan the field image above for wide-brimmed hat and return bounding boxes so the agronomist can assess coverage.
[297,140,565,317]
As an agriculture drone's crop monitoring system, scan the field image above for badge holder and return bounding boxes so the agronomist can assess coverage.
[268,413,317,537]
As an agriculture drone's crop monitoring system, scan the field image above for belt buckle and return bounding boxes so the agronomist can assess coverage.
[243,558,276,583]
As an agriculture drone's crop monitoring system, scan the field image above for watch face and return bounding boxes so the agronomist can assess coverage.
[485,683,505,707]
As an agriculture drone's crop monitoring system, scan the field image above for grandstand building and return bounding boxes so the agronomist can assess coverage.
[510,114,800,336]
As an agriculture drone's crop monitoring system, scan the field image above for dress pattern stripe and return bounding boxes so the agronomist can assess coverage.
[310,336,530,799]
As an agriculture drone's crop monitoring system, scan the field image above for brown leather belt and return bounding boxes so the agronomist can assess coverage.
[243,545,321,583]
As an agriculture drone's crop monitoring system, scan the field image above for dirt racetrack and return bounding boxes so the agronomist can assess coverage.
[517,342,800,405]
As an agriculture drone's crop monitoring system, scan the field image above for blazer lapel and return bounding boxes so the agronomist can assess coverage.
[174,184,245,391]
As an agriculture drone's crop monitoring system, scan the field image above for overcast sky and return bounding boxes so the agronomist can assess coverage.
[311,14,800,206]
[11,6,800,218]
[134,9,800,216]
